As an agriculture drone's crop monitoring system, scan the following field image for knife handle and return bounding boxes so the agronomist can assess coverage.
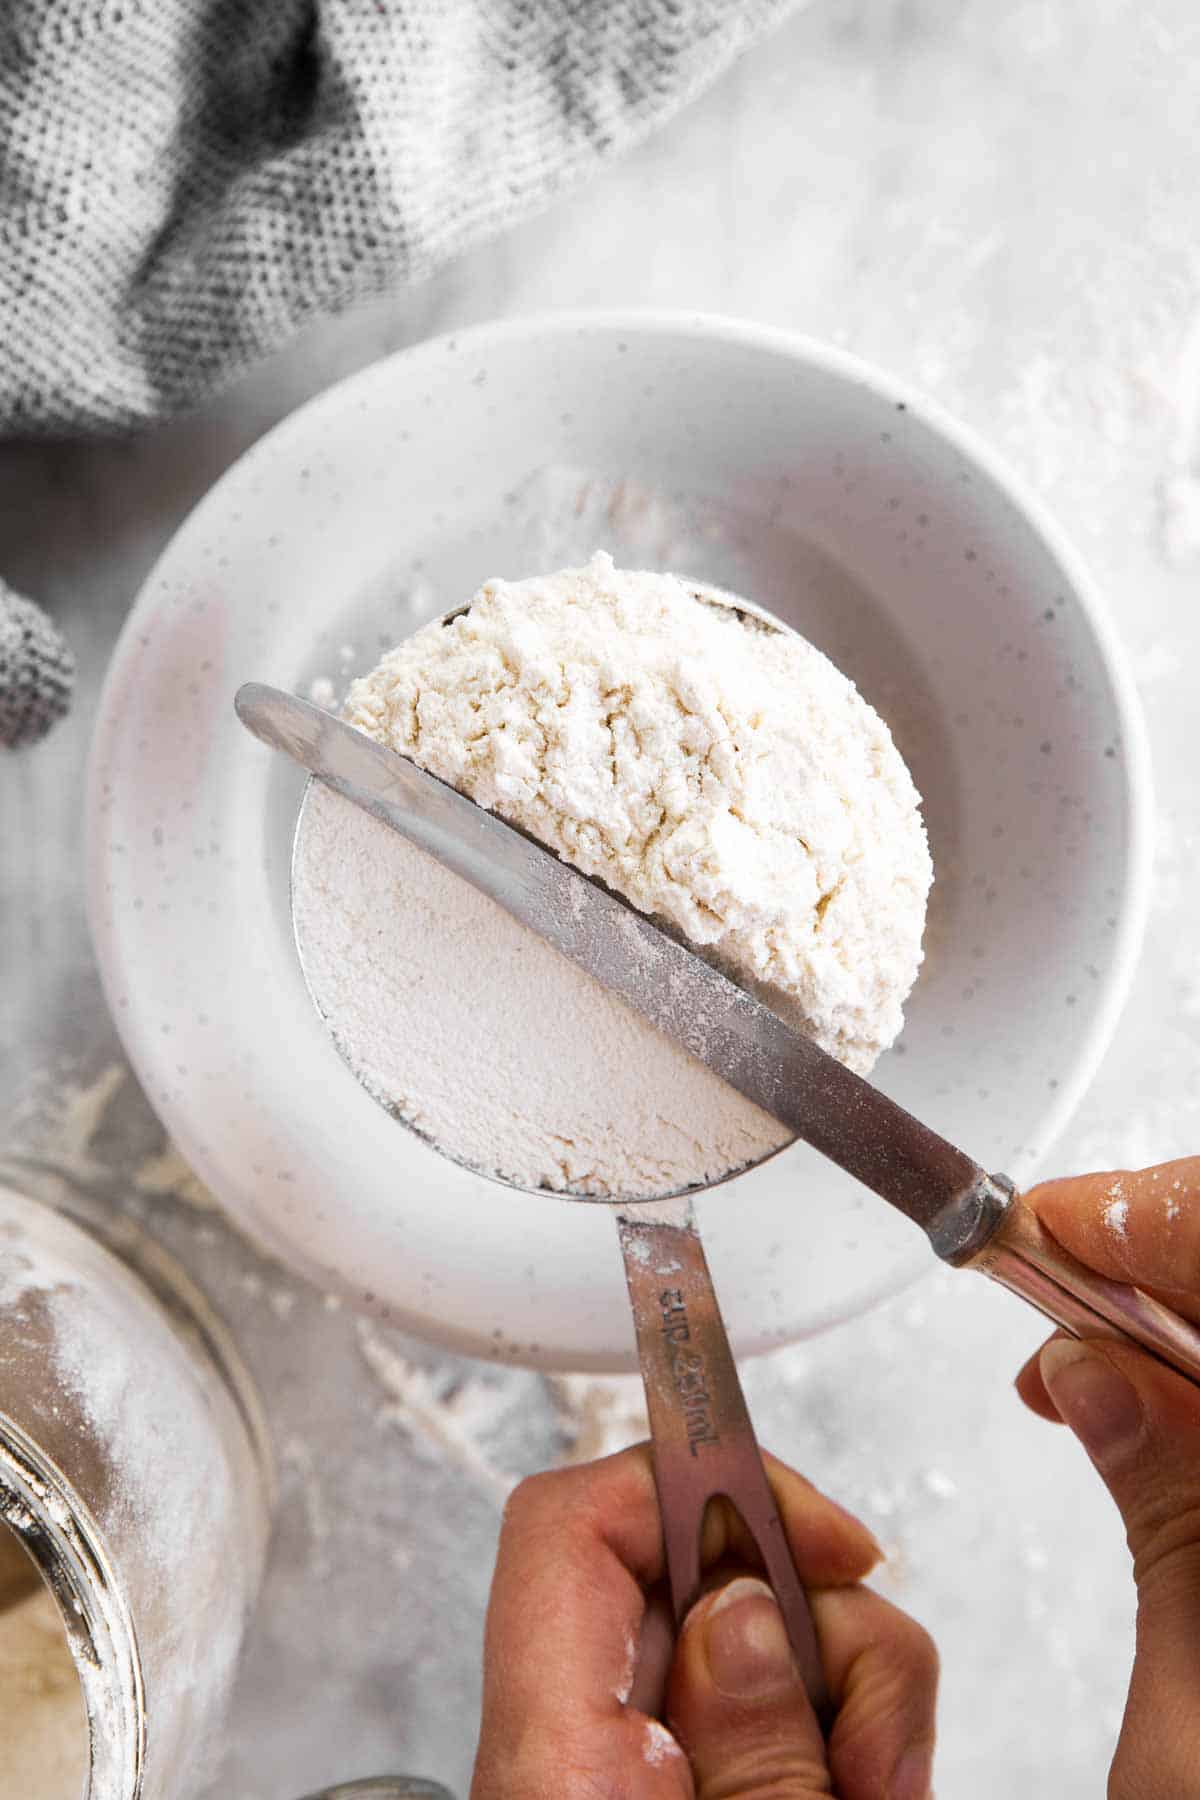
[969,1189,1200,1386]
[615,1206,831,1724]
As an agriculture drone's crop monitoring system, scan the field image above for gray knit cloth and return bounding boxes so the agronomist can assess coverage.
[0,0,797,743]
[1,0,795,432]
[0,581,75,747]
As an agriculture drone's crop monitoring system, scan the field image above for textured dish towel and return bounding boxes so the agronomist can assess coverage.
[0,0,799,744]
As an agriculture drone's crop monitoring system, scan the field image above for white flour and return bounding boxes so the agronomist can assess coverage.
[295,789,788,1197]
[346,553,930,1073]
[295,554,930,1199]
[642,1719,685,1765]
[1104,1181,1129,1239]
[0,1574,88,1800]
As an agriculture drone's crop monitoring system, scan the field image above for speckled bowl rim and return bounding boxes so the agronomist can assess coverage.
[85,310,1154,1366]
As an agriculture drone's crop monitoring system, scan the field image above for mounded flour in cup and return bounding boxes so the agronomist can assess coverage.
[293,553,931,1200]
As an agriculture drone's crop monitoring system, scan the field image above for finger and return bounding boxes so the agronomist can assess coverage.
[821,1586,939,1800]
[486,1447,879,1723]
[1029,1159,1200,1322]
[632,1459,883,1738]
[698,1454,888,1598]
[1015,1335,1064,1423]
[482,1447,658,1724]
[473,1445,690,1798]
[629,1585,676,1718]
[666,1579,938,1800]
[666,1577,831,1796]
[745,1451,884,1587]
[1037,1334,1200,1795]
[473,1444,879,1798]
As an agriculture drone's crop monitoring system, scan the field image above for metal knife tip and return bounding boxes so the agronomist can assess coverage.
[234,680,271,724]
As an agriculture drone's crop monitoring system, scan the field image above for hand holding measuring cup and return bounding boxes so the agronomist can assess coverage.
[469,1444,939,1800]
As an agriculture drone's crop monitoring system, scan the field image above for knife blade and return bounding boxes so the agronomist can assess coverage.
[235,680,1009,1262]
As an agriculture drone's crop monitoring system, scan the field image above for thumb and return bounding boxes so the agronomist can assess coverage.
[665,1576,937,1800]
[1039,1336,1200,1787]
[666,1576,831,1797]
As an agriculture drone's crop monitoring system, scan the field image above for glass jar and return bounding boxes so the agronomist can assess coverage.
[0,1181,272,1799]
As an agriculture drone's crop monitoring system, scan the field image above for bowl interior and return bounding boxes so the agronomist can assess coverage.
[89,317,1147,1367]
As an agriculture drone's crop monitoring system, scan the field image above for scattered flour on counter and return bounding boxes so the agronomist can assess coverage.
[1162,472,1200,565]
[4,1062,218,1219]
[279,1436,333,1579]
[295,553,930,1200]
[1161,307,1200,566]
[47,1063,127,1169]
[1130,640,1182,688]
[356,1322,522,1500]
[134,1143,215,1210]
[549,1374,649,1464]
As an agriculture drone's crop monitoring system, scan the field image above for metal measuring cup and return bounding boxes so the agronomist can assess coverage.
[287,584,831,1717]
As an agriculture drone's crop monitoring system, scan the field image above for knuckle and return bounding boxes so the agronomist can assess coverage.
[856,1593,940,1692]
[501,1444,653,1537]
[1127,1494,1200,1590]
[501,1465,571,1529]
[895,1613,941,1688]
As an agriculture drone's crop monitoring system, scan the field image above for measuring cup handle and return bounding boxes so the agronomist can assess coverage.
[616,1208,831,1722]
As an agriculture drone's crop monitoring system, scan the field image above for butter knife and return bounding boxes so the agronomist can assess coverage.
[236,680,1200,1388]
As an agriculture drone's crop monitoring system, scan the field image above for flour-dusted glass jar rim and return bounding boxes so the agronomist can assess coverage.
[0,1415,142,1795]
[0,1181,273,1799]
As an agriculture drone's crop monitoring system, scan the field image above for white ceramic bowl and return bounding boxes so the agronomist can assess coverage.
[87,313,1151,1370]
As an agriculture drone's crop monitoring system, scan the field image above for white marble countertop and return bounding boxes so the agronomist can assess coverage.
[3,2,1199,1794]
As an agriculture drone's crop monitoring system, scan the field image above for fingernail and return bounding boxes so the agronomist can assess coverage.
[889,1742,934,1800]
[829,1497,887,1567]
[701,1577,799,1701]
[1039,1337,1144,1463]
